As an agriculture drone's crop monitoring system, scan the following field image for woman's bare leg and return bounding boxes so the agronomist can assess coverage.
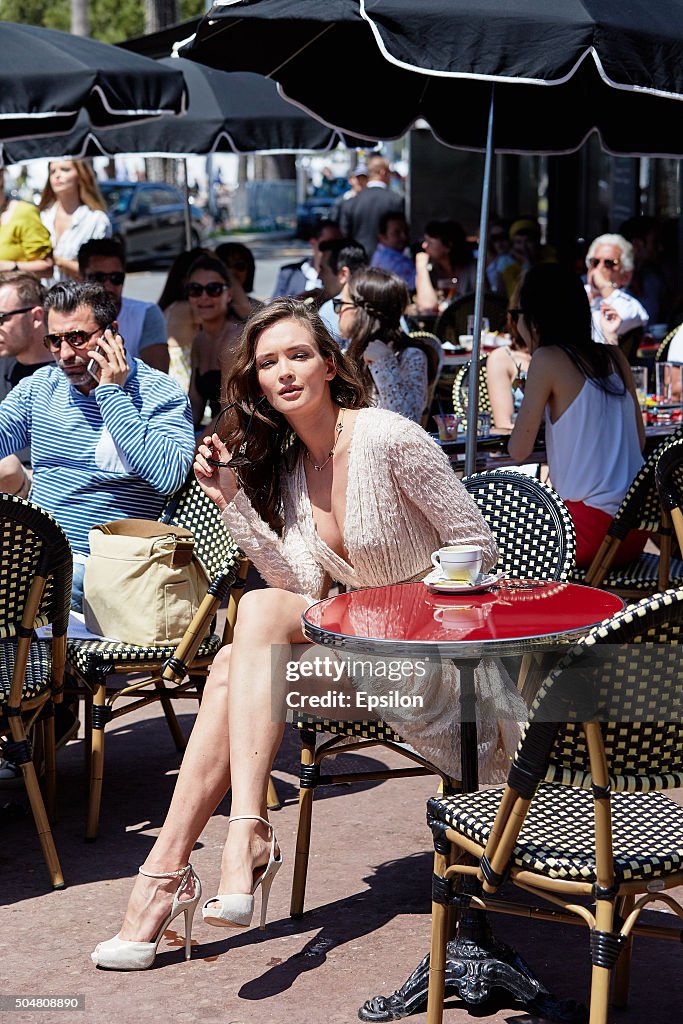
[115,588,307,941]
[215,589,308,897]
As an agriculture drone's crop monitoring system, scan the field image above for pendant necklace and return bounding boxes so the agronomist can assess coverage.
[306,409,345,472]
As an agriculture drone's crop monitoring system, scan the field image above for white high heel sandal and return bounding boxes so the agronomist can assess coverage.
[91,864,201,970]
[202,815,282,931]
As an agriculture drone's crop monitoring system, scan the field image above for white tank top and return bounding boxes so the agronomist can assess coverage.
[544,373,642,516]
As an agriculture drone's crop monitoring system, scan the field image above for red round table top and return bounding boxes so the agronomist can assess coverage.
[303,580,624,658]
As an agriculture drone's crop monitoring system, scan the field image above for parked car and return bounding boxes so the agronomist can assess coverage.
[99,180,208,265]
[295,176,348,238]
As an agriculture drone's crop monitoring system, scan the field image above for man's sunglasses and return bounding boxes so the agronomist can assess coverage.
[43,327,101,350]
[588,257,620,270]
[86,271,126,286]
[185,282,228,298]
[0,305,33,326]
[507,307,524,325]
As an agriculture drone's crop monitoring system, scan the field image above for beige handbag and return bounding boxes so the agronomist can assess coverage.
[83,519,210,647]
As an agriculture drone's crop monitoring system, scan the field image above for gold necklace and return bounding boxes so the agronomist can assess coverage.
[305,409,345,472]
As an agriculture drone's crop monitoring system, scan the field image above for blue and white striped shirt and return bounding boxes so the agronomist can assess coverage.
[0,360,195,554]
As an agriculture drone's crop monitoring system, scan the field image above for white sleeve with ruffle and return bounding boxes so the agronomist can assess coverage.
[221,489,327,601]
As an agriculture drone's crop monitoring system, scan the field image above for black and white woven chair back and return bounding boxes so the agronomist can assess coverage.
[160,475,241,582]
[463,470,576,581]
[522,589,683,793]
[609,428,683,538]
[452,357,490,422]
[656,436,683,518]
[0,494,72,639]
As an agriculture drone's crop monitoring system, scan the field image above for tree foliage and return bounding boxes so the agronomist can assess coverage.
[0,0,206,43]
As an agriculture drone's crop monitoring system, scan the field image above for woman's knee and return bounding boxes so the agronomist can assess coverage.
[234,588,307,640]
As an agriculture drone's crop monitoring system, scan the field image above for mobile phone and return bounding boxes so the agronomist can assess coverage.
[86,322,117,382]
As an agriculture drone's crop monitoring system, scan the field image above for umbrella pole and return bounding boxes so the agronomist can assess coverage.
[465,89,496,476]
[181,157,193,251]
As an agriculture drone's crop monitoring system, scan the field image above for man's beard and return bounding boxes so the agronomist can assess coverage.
[58,356,92,388]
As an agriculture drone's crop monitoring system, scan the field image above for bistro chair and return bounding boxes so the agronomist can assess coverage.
[462,471,576,581]
[408,330,444,426]
[654,324,681,362]
[582,429,683,597]
[433,292,508,346]
[655,436,683,551]
[289,471,575,918]
[426,588,683,1024]
[452,357,491,425]
[0,494,72,889]
[65,475,246,840]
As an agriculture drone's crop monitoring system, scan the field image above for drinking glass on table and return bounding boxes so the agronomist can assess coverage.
[655,362,683,406]
[467,315,490,338]
[630,366,648,410]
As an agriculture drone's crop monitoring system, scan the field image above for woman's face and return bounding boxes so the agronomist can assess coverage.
[422,234,448,263]
[336,282,359,340]
[186,270,230,323]
[255,318,335,417]
[49,161,79,197]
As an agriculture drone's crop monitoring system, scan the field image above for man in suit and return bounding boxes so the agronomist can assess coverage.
[338,156,404,259]
[270,220,341,300]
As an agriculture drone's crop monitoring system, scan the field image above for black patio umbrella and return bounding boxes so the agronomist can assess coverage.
[182,0,683,157]
[0,21,187,143]
[181,0,683,472]
[1,58,367,164]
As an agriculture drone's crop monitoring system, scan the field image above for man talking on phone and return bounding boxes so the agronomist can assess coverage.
[0,280,194,609]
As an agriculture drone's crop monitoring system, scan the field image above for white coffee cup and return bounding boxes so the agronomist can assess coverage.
[431,545,482,583]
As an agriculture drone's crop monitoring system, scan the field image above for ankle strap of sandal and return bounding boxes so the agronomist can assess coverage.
[228,814,272,832]
[138,864,191,879]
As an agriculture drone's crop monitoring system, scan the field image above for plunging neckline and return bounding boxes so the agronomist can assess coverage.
[297,407,365,577]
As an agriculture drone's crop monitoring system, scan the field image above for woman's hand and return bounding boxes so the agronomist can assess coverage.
[599,303,622,345]
[363,339,392,364]
[194,433,239,511]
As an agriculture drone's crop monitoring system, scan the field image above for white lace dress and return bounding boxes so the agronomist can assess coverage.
[368,345,428,422]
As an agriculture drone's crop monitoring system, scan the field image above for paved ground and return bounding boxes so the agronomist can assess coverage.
[2,695,682,1024]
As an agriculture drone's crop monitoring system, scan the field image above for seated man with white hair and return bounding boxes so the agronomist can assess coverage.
[584,233,648,344]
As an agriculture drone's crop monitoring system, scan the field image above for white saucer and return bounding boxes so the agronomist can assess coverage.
[423,569,506,595]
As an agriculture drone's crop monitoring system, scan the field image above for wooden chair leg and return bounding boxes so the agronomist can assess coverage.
[290,728,316,918]
[426,847,450,1024]
[612,894,635,1009]
[43,711,57,823]
[588,899,615,1024]
[155,681,186,752]
[86,685,107,841]
[21,758,65,889]
[267,775,282,811]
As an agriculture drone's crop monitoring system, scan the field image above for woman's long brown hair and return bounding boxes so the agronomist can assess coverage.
[39,160,107,212]
[217,298,370,534]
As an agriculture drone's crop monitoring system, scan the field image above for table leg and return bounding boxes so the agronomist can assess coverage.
[358,660,585,1023]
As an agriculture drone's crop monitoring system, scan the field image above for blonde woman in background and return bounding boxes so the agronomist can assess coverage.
[39,160,111,282]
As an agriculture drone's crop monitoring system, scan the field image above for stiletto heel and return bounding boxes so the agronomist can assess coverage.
[91,864,201,971]
[202,814,282,930]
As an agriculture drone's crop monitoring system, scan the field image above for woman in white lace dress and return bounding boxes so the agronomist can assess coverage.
[337,267,432,422]
[91,299,510,973]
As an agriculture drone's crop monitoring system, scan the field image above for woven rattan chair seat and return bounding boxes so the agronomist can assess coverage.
[573,553,683,589]
[0,639,52,705]
[429,784,683,884]
[293,713,405,744]
[66,632,222,677]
